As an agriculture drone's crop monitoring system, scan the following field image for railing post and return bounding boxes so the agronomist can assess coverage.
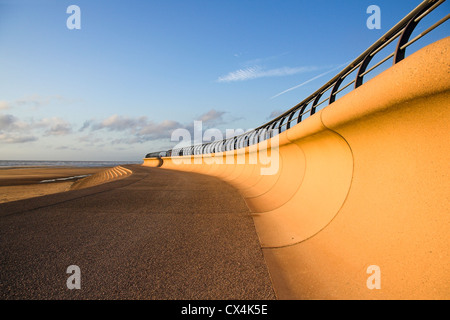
[393,8,426,64]
[329,76,345,104]
[355,51,375,88]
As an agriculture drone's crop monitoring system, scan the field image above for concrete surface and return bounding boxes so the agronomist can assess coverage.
[0,165,276,300]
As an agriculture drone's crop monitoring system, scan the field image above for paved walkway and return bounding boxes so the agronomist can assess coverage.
[0,165,276,299]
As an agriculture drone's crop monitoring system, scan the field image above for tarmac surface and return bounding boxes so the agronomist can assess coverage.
[0,165,276,300]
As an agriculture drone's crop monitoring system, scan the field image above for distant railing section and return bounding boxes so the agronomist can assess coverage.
[146,0,448,159]
[145,151,170,158]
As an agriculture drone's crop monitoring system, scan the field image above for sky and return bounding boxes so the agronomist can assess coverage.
[0,0,448,161]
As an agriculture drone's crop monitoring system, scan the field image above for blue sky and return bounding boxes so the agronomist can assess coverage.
[0,0,448,161]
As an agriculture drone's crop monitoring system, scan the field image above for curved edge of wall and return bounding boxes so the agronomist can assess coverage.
[70,166,133,190]
[142,37,450,299]
[142,157,163,168]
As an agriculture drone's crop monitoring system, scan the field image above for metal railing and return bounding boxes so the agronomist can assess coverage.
[145,150,171,158]
[146,0,448,159]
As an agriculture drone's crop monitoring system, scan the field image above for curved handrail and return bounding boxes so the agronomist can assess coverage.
[145,0,448,159]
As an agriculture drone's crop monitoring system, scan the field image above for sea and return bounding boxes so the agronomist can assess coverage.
[0,160,143,168]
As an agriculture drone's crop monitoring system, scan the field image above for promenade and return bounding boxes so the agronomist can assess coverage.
[0,165,276,300]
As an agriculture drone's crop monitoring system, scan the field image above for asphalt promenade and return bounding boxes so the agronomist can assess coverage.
[0,165,276,299]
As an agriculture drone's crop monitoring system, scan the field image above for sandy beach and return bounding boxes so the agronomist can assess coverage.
[0,167,108,204]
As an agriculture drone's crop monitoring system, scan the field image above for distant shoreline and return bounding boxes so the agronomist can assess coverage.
[0,160,142,169]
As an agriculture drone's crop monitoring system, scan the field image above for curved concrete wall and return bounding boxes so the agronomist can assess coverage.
[143,38,450,299]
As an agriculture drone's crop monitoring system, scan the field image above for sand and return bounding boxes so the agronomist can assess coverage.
[0,167,108,204]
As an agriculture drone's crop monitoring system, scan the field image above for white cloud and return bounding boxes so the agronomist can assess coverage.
[195,109,225,124]
[83,114,184,142]
[0,133,38,144]
[11,94,67,109]
[267,110,284,120]
[0,114,31,131]
[92,114,148,132]
[0,114,17,129]
[138,119,183,138]
[217,65,320,82]
[0,101,10,110]
[79,120,93,132]
[271,61,351,99]
[1,108,232,148]
[38,118,73,136]
[0,114,38,143]
[0,114,73,144]
[81,109,232,146]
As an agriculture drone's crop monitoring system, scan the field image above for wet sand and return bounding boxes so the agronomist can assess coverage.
[0,167,108,204]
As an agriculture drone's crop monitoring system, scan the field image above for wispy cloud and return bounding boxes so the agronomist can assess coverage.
[0,114,31,131]
[195,109,226,125]
[38,118,73,136]
[79,120,93,132]
[54,145,81,151]
[241,52,290,67]
[271,61,351,99]
[267,110,284,120]
[1,106,235,148]
[81,114,180,141]
[0,114,17,129]
[0,101,9,110]
[0,113,73,144]
[16,94,65,108]
[1,94,69,111]
[79,109,234,146]
[0,114,38,143]
[90,114,149,132]
[217,65,320,83]
[0,133,38,144]
[138,119,184,139]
